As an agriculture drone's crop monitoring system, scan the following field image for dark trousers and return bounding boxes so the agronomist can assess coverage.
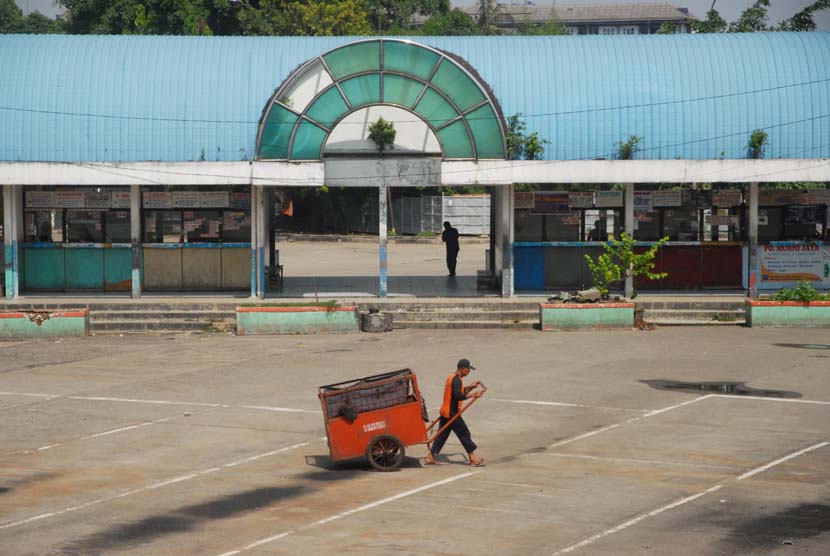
[431,414,477,455]
[446,249,458,276]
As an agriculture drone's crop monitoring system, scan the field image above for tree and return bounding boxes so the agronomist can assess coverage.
[729,0,770,32]
[615,135,642,160]
[477,0,501,35]
[238,0,371,36]
[585,233,669,299]
[421,8,478,36]
[778,0,830,31]
[60,0,242,35]
[366,0,448,34]
[746,129,768,159]
[505,113,549,161]
[692,8,728,33]
[656,22,677,34]
[1,0,63,34]
[517,7,567,35]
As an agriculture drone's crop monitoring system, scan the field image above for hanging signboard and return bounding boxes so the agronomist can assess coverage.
[531,192,569,215]
[760,244,830,286]
[652,190,682,207]
[172,191,202,208]
[759,190,804,206]
[633,191,653,212]
[111,192,132,209]
[595,190,623,208]
[712,190,742,207]
[758,209,768,226]
[568,192,594,208]
[229,192,252,210]
[201,191,230,208]
[514,192,535,210]
[143,192,172,209]
[85,192,112,209]
[25,191,55,208]
[803,189,830,205]
[55,191,85,208]
[707,214,740,226]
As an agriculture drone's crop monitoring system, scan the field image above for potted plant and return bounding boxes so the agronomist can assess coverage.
[746,281,830,327]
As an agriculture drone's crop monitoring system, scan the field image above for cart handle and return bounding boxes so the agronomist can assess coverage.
[425,382,487,446]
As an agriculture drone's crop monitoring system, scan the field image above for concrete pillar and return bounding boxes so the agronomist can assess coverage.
[3,184,19,300]
[748,182,759,296]
[624,183,634,299]
[250,185,258,298]
[130,184,141,299]
[501,184,514,297]
[378,183,388,297]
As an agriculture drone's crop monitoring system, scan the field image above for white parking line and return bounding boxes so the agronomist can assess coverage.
[0,440,318,530]
[544,452,738,471]
[738,441,828,480]
[711,394,830,405]
[215,471,481,556]
[491,398,649,412]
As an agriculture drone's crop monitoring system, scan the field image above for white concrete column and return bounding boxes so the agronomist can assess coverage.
[130,184,141,299]
[3,184,19,300]
[254,185,266,299]
[748,182,759,296]
[624,183,634,299]
[378,183,388,297]
[250,185,258,298]
[501,184,515,297]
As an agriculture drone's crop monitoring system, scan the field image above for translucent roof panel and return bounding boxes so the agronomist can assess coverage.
[466,104,504,158]
[340,74,380,108]
[414,87,459,128]
[282,60,333,113]
[323,41,380,80]
[260,105,298,159]
[291,120,327,160]
[383,41,439,81]
[431,58,486,112]
[383,74,424,108]
[306,87,349,128]
[438,120,474,159]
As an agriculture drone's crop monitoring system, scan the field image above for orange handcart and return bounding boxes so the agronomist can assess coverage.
[318,368,485,471]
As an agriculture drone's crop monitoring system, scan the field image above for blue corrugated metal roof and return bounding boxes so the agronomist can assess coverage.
[0,33,828,162]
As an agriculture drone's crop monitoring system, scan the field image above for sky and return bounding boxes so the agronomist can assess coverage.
[15,0,830,30]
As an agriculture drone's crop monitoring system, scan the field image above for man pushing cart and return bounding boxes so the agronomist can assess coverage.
[317,358,486,471]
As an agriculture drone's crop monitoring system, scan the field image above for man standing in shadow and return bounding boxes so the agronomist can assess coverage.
[442,221,460,277]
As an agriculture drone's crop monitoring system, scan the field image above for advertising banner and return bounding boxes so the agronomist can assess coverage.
[568,191,594,208]
[633,191,653,212]
[111,192,132,209]
[760,244,830,287]
[230,192,252,210]
[56,191,85,208]
[595,190,623,208]
[143,192,172,209]
[514,192,535,209]
[759,190,804,206]
[85,192,112,209]
[172,191,202,208]
[201,191,230,208]
[652,190,682,207]
[712,190,742,207]
[25,191,55,208]
[531,192,569,215]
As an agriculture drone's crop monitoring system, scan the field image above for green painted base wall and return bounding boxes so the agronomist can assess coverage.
[746,305,830,327]
[540,306,634,330]
[237,309,359,335]
[0,314,90,340]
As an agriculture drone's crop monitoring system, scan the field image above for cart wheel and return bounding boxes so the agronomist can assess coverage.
[366,435,405,472]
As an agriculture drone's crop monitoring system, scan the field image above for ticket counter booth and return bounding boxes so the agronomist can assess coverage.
[513,187,745,292]
[20,187,252,293]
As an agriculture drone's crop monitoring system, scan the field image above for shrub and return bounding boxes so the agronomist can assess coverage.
[771,281,830,302]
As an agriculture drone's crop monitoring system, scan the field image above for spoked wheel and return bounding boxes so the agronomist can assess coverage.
[366,435,405,472]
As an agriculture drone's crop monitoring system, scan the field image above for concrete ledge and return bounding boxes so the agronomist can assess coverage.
[236,306,359,335]
[540,303,635,330]
[0,309,90,339]
[745,299,830,327]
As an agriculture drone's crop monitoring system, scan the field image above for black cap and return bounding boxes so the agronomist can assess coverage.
[457,358,475,370]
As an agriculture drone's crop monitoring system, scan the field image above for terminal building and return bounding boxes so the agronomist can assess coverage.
[1,33,829,300]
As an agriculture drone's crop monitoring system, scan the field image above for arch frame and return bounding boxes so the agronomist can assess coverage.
[255,38,507,162]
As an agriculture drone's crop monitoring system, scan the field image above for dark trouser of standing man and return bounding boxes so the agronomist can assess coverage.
[446,248,459,277]
[431,413,476,456]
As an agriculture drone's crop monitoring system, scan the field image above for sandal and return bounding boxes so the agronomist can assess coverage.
[470,458,486,467]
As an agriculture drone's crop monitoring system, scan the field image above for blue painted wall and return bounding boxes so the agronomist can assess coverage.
[1,33,828,162]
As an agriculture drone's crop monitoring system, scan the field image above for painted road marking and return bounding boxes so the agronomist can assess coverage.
[711,394,830,406]
[0,440,319,530]
[737,441,828,481]
[17,416,178,455]
[544,452,739,471]
[491,398,649,412]
[215,471,481,556]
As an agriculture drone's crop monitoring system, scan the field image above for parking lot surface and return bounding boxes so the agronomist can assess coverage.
[1,327,828,555]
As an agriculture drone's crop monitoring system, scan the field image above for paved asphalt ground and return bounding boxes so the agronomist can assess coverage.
[0,327,828,555]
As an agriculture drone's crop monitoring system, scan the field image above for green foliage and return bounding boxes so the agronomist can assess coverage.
[746,129,768,159]
[506,113,549,161]
[729,0,770,32]
[692,9,728,33]
[421,8,478,35]
[771,281,830,302]
[239,0,371,36]
[517,8,567,36]
[584,233,669,299]
[615,135,642,160]
[656,22,677,34]
[367,0,448,34]
[476,0,501,35]
[778,0,830,31]
[0,0,63,33]
[368,117,396,151]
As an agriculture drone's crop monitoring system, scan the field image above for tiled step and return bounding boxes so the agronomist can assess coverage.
[393,310,536,322]
[643,309,745,324]
[89,311,236,321]
[393,320,536,330]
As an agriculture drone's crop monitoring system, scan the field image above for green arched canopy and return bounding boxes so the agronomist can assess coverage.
[257,39,506,161]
